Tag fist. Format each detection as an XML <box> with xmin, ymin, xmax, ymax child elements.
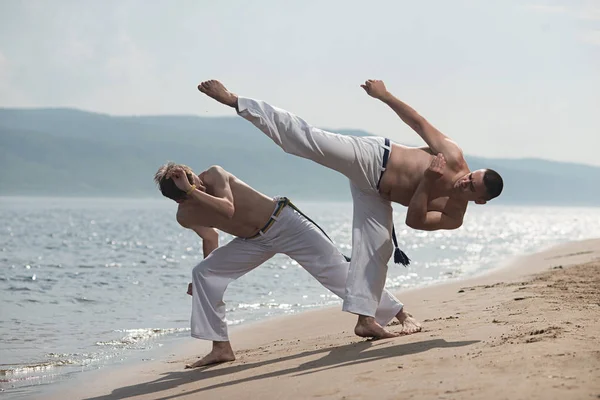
<box><xmin>360</xmin><ymin>79</ymin><xmax>388</xmax><ymax>99</ymax></box>
<box><xmin>425</xmin><ymin>153</ymin><xmax>446</xmax><ymax>180</ymax></box>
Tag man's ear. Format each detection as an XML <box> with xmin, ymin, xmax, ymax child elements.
<box><xmin>475</xmin><ymin>198</ymin><xmax>487</xmax><ymax>205</ymax></box>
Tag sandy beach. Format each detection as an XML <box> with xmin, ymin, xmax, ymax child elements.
<box><xmin>44</xmin><ymin>239</ymin><xmax>600</xmax><ymax>400</ymax></box>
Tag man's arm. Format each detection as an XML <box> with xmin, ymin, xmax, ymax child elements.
<box><xmin>175</xmin><ymin>215</ymin><xmax>220</xmax><ymax>257</ymax></box>
<box><xmin>405</xmin><ymin>154</ymin><xmax>463</xmax><ymax>231</ymax></box>
<box><xmin>189</xmin><ymin>166</ymin><xmax>235</xmax><ymax>218</ymax></box>
<box><xmin>361</xmin><ymin>80</ymin><xmax>464</xmax><ymax>163</ymax></box>
<box><xmin>171</xmin><ymin>165</ymin><xmax>235</xmax><ymax>219</ymax></box>
<box><xmin>185</xmin><ymin>226</ymin><xmax>219</xmax><ymax>296</ymax></box>
<box><xmin>192</xmin><ymin>226</ymin><xmax>219</xmax><ymax>257</ymax></box>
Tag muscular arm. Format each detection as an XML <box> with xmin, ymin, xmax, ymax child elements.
<box><xmin>175</xmin><ymin>215</ymin><xmax>220</xmax><ymax>257</ymax></box>
<box><xmin>380</xmin><ymin>93</ymin><xmax>464</xmax><ymax>160</ymax></box>
<box><xmin>184</xmin><ymin>226</ymin><xmax>218</xmax><ymax>296</ymax></box>
<box><xmin>362</xmin><ymin>80</ymin><xmax>464</xmax><ymax>165</ymax></box>
<box><xmin>187</xmin><ymin>166</ymin><xmax>235</xmax><ymax>219</ymax></box>
<box><xmin>405</xmin><ymin>154</ymin><xmax>464</xmax><ymax>231</ymax></box>
<box><xmin>191</xmin><ymin>226</ymin><xmax>219</xmax><ymax>257</ymax></box>
<box><xmin>405</xmin><ymin>184</ymin><xmax>463</xmax><ymax>231</ymax></box>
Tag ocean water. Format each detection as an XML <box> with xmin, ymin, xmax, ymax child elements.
<box><xmin>1</xmin><ymin>196</ymin><xmax>600</xmax><ymax>397</ymax></box>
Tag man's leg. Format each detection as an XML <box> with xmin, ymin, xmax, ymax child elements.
<box><xmin>198</xmin><ymin>80</ymin><xmax>383</xmax><ymax>192</ymax></box>
<box><xmin>198</xmin><ymin>80</ymin><xmax>398</xmax><ymax>337</ymax></box>
<box><xmin>344</xmin><ymin>182</ymin><xmax>404</xmax><ymax>337</ymax></box>
<box><xmin>187</xmin><ymin>238</ymin><xmax>275</xmax><ymax>368</ymax></box>
<box><xmin>276</xmin><ymin>206</ymin><xmax>403</xmax><ymax>331</ymax></box>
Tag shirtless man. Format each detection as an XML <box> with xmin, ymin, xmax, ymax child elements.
<box><xmin>154</xmin><ymin>163</ymin><xmax>421</xmax><ymax>368</ymax></box>
<box><xmin>197</xmin><ymin>79</ymin><xmax>504</xmax><ymax>338</ymax></box>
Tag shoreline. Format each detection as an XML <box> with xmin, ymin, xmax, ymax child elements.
<box><xmin>39</xmin><ymin>238</ymin><xmax>600</xmax><ymax>400</ymax></box>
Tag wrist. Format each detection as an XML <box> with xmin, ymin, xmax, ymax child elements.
<box><xmin>185</xmin><ymin>184</ymin><xmax>196</xmax><ymax>195</ymax></box>
<box><xmin>377</xmin><ymin>91</ymin><xmax>393</xmax><ymax>102</ymax></box>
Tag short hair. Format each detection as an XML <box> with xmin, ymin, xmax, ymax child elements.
<box><xmin>483</xmin><ymin>169</ymin><xmax>503</xmax><ymax>200</ymax></box>
<box><xmin>154</xmin><ymin>162</ymin><xmax>195</xmax><ymax>201</ymax></box>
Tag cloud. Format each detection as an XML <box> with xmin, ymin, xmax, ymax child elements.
<box><xmin>0</xmin><ymin>51</ymin><xmax>7</xmax><ymax>77</ymax></box>
<box><xmin>525</xmin><ymin>3</ymin><xmax>600</xmax><ymax>45</ymax></box>
<box><xmin>525</xmin><ymin>2</ymin><xmax>600</xmax><ymax>20</ymax></box>
<box><xmin>0</xmin><ymin>51</ymin><xmax>30</xmax><ymax>106</ymax></box>
<box><xmin>576</xmin><ymin>1</ymin><xmax>600</xmax><ymax>21</ymax></box>
<box><xmin>56</xmin><ymin>33</ymin><xmax>96</xmax><ymax>67</ymax></box>
<box><xmin>525</xmin><ymin>4</ymin><xmax>568</xmax><ymax>14</ymax></box>
<box><xmin>580</xmin><ymin>30</ymin><xmax>600</xmax><ymax>45</ymax></box>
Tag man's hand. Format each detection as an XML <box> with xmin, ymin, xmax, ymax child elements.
<box><xmin>168</xmin><ymin>167</ymin><xmax>193</xmax><ymax>192</ymax></box>
<box><xmin>425</xmin><ymin>153</ymin><xmax>446</xmax><ymax>181</ymax></box>
<box><xmin>360</xmin><ymin>79</ymin><xmax>389</xmax><ymax>100</ymax></box>
<box><xmin>187</xmin><ymin>282</ymin><xmax>192</xmax><ymax>296</ymax></box>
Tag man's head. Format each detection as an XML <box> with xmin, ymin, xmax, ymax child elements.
<box><xmin>154</xmin><ymin>162</ymin><xmax>196</xmax><ymax>202</ymax></box>
<box><xmin>453</xmin><ymin>169</ymin><xmax>503</xmax><ymax>204</ymax></box>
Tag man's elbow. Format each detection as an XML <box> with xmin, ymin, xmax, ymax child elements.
<box><xmin>223</xmin><ymin>203</ymin><xmax>235</xmax><ymax>219</ymax></box>
<box><xmin>405</xmin><ymin>215</ymin><xmax>423</xmax><ymax>230</ymax></box>
<box><xmin>444</xmin><ymin>218</ymin><xmax>463</xmax><ymax>231</ymax></box>
<box><xmin>405</xmin><ymin>216</ymin><xmax>463</xmax><ymax>231</ymax></box>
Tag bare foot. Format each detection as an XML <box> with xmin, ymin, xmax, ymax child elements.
<box><xmin>185</xmin><ymin>341</ymin><xmax>235</xmax><ymax>369</ymax></box>
<box><xmin>197</xmin><ymin>80</ymin><xmax>238</xmax><ymax>108</ymax></box>
<box><xmin>396</xmin><ymin>309</ymin><xmax>422</xmax><ymax>335</ymax></box>
<box><xmin>354</xmin><ymin>316</ymin><xmax>399</xmax><ymax>339</ymax></box>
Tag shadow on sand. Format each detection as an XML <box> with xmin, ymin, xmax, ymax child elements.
<box><xmin>84</xmin><ymin>338</ymin><xmax>479</xmax><ymax>400</ymax></box>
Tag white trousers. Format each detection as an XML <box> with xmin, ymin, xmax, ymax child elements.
<box><xmin>191</xmin><ymin>204</ymin><xmax>403</xmax><ymax>341</ymax></box>
<box><xmin>237</xmin><ymin>97</ymin><xmax>396</xmax><ymax>318</ymax></box>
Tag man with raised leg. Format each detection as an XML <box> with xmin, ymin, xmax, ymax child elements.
<box><xmin>197</xmin><ymin>79</ymin><xmax>502</xmax><ymax>339</ymax></box>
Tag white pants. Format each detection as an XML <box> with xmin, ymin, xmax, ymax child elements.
<box><xmin>237</xmin><ymin>97</ymin><xmax>396</xmax><ymax>318</ymax></box>
<box><xmin>191</xmin><ymin>204</ymin><xmax>403</xmax><ymax>341</ymax></box>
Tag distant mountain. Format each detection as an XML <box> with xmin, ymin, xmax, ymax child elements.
<box><xmin>1</xmin><ymin>108</ymin><xmax>599</xmax><ymax>205</ymax></box>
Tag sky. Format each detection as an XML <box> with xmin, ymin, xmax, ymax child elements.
<box><xmin>1</xmin><ymin>0</ymin><xmax>599</xmax><ymax>166</ymax></box>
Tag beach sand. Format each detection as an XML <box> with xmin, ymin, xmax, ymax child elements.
<box><xmin>44</xmin><ymin>239</ymin><xmax>600</xmax><ymax>400</ymax></box>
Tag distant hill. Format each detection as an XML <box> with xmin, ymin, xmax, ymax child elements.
<box><xmin>1</xmin><ymin>108</ymin><xmax>599</xmax><ymax>205</ymax></box>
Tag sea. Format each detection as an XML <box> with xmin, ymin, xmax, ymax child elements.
<box><xmin>1</xmin><ymin>196</ymin><xmax>600</xmax><ymax>398</ymax></box>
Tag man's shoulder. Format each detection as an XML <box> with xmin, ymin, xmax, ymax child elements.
<box><xmin>176</xmin><ymin>206</ymin><xmax>192</xmax><ymax>228</ymax></box>
<box><xmin>205</xmin><ymin>165</ymin><xmax>227</xmax><ymax>175</ymax></box>
<box><xmin>445</xmin><ymin>146</ymin><xmax>467</xmax><ymax>168</ymax></box>
<box><xmin>204</xmin><ymin>165</ymin><xmax>231</xmax><ymax>182</ymax></box>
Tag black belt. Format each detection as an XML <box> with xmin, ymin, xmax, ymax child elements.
<box><xmin>377</xmin><ymin>138</ymin><xmax>410</xmax><ymax>267</ymax></box>
<box><xmin>247</xmin><ymin>197</ymin><xmax>351</xmax><ymax>263</ymax></box>
<box><xmin>246</xmin><ymin>198</ymin><xmax>289</xmax><ymax>239</ymax></box>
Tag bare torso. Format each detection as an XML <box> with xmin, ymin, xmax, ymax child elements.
<box><xmin>379</xmin><ymin>144</ymin><xmax>469</xmax><ymax>215</ymax></box>
<box><xmin>176</xmin><ymin>171</ymin><xmax>276</xmax><ymax>238</ymax></box>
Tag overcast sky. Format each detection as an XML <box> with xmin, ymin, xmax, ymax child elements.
<box><xmin>1</xmin><ymin>0</ymin><xmax>598</xmax><ymax>165</ymax></box>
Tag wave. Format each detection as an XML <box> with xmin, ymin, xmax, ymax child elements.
<box><xmin>0</xmin><ymin>359</ymin><xmax>77</xmax><ymax>379</ymax></box>
<box><xmin>95</xmin><ymin>327</ymin><xmax>190</xmax><ymax>347</ymax></box>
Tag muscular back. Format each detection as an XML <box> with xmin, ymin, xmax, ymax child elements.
<box><xmin>177</xmin><ymin>168</ymin><xmax>276</xmax><ymax>238</ymax></box>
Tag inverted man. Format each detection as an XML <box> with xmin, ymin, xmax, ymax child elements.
<box><xmin>197</xmin><ymin>79</ymin><xmax>503</xmax><ymax>338</ymax></box>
